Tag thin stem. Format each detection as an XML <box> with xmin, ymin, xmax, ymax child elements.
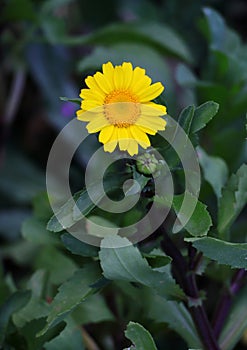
<box><xmin>212</xmin><ymin>269</ymin><xmax>247</xmax><ymax>339</ymax></box>
<box><xmin>161</xmin><ymin>232</ymin><xmax>220</xmax><ymax>350</ymax></box>
<box><xmin>81</xmin><ymin>327</ymin><xmax>101</xmax><ymax>350</ymax></box>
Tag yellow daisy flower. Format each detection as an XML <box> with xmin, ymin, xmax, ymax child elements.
<box><xmin>76</xmin><ymin>62</ymin><xmax>167</xmax><ymax>156</ymax></box>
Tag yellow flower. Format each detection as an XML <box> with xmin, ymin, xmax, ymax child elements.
<box><xmin>77</xmin><ymin>62</ymin><xmax>167</xmax><ymax>156</ymax></box>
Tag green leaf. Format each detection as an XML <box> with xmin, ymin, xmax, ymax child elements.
<box><xmin>177</xmin><ymin>105</ymin><xmax>195</xmax><ymax>135</ymax></box>
<box><xmin>33</xmin><ymin>192</ymin><xmax>53</xmax><ymax>221</ymax></box>
<box><xmin>59</xmin><ymin>97</ymin><xmax>81</xmax><ymax>105</ymax></box>
<box><xmin>34</xmin><ymin>247</ymin><xmax>77</xmax><ymax>285</ymax></box>
<box><xmin>203</xmin><ymin>7</ymin><xmax>226</xmax><ymax>50</ymax></box>
<box><xmin>13</xmin><ymin>298</ymin><xmax>49</xmax><ymax>328</ymax></box>
<box><xmin>148</xmin><ymin>294</ymin><xmax>202</xmax><ymax>348</ymax></box>
<box><xmin>0</xmin><ymin>290</ymin><xmax>31</xmax><ymax>344</ymax></box>
<box><xmin>187</xmin><ymin>237</ymin><xmax>247</xmax><ymax>269</ymax></box>
<box><xmin>47</xmin><ymin>190</ymin><xmax>85</xmax><ymax>233</ymax></box>
<box><xmin>125</xmin><ymin>322</ymin><xmax>157</xmax><ymax>350</ymax></box>
<box><xmin>71</xmin><ymin>294</ymin><xmax>114</xmax><ymax>325</ymax></box>
<box><xmin>19</xmin><ymin>318</ymin><xmax>65</xmax><ymax>350</ymax></box>
<box><xmin>44</xmin><ymin>317</ymin><xmax>85</xmax><ymax>350</ymax></box>
<box><xmin>173</xmin><ymin>193</ymin><xmax>212</xmax><ymax>236</ymax></box>
<box><xmin>197</xmin><ymin>147</ymin><xmax>228</xmax><ymax>200</ymax></box>
<box><xmin>99</xmin><ymin>236</ymin><xmax>184</xmax><ymax>300</ymax></box>
<box><xmin>38</xmin><ymin>264</ymin><xmax>101</xmax><ymax>336</ymax></box>
<box><xmin>61</xmin><ymin>22</ymin><xmax>192</xmax><ymax>63</ymax></box>
<box><xmin>176</xmin><ymin>64</ymin><xmax>197</xmax><ymax>87</ymax></box>
<box><xmin>218</xmin><ymin>164</ymin><xmax>247</xmax><ymax>237</ymax></box>
<box><xmin>22</xmin><ymin>217</ymin><xmax>60</xmax><ymax>245</ymax></box>
<box><xmin>191</xmin><ymin>101</ymin><xmax>219</xmax><ymax>133</ymax></box>
<box><xmin>61</xmin><ymin>233</ymin><xmax>98</xmax><ymax>257</ymax></box>
<box><xmin>219</xmin><ymin>285</ymin><xmax>247</xmax><ymax>350</ymax></box>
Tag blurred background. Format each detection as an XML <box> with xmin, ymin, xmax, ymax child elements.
<box><xmin>0</xmin><ymin>0</ymin><xmax>247</xmax><ymax>349</ymax></box>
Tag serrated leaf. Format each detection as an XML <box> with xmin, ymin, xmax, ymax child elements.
<box><xmin>99</xmin><ymin>236</ymin><xmax>184</xmax><ymax>300</ymax></box>
<box><xmin>61</xmin><ymin>233</ymin><xmax>98</xmax><ymax>257</ymax></box>
<box><xmin>173</xmin><ymin>193</ymin><xmax>212</xmax><ymax>236</ymax></box>
<box><xmin>38</xmin><ymin>264</ymin><xmax>101</xmax><ymax>336</ymax></box>
<box><xmin>0</xmin><ymin>290</ymin><xmax>31</xmax><ymax>344</ymax></box>
<box><xmin>218</xmin><ymin>164</ymin><xmax>247</xmax><ymax>237</ymax></box>
<box><xmin>197</xmin><ymin>147</ymin><xmax>228</xmax><ymax>200</ymax></box>
<box><xmin>187</xmin><ymin>237</ymin><xmax>247</xmax><ymax>269</ymax></box>
<box><xmin>177</xmin><ymin>105</ymin><xmax>195</xmax><ymax>135</ymax></box>
<box><xmin>148</xmin><ymin>294</ymin><xmax>202</xmax><ymax>348</ymax></box>
<box><xmin>125</xmin><ymin>322</ymin><xmax>157</xmax><ymax>350</ymax></box>
<box><xmin>219</xmin><ymin>285</ymin><xmax>247</xmax><ymax>350</ymax></box>
<box><xmin>20</xmin><ymin>318</ymin><xmax>66</xmax><ymax>350</ymax></box>
<box><xmin>13</xmin><ymin>297</ymin><xmax>49</xmax><ymax>328</ymax></box>
<box><xmin>47</xmin><ymin>190</ymin><xmax>84</xmax><ymax>232</ymax></box>
<box><xmin>44</xmin><ymin>317</ymin><xmax>84</xmax><ymax>350</ymax></box>
<box><xmin>72</xmin><ymin>294</ymin><xmax>114</xmax><ymax>325</ymax></box>
<box><xmin>191</xmin><ymin>101</ymin><xmax>219</xmax><ymax>133</ymax></box>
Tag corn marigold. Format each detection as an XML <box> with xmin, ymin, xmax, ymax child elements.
<box><xmin>77</xmin><ymin>62</ymin><xmax>167</xmax><ymax>155</ymax></box>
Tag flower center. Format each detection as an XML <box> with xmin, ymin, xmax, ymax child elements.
<box><xmin>104</xmin><ymin>90</ymin><xmax>140</xmax><ymax>127</ymax></box>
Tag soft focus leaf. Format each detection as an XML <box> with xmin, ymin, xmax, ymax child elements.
<box><xmin>203</xmin><ymin>7</ymin><xmax>226</xmax><ymax>50</ymax></box>
<box><xmin>34</xmin><ymin>247</ymin><xmax>77</xmax><ymax>284</ymax></box>
<box><xmin>197</xmin><ymin>147</ymin><xmax>228</xmax><ymax>199</ymax></box>
<box><xmin>125</xmin><ymin>322</ymin><xmax>157</xmax><ymax>350</ymax></box>
<box><xmin>38</xmin><ymin>264</ymin><xmax>101</xmax><ymax>336</ymax></box>
<box><xmin>22</xmin><ymin>217</ymin><xmax>60</xmax><ymax>245</ymax></box>
<box><xmin>99</xmin><ymin>236</ymin><xmax>184</xmax><ymax>300</ymax></box>
<box><xmin>0</xmin><ymin>291</ymin><xmax>31</xmax><ymax>344</ymax></box>
<box><xmin>63</xmin><ymin>22</ymin><xmax>192</xmax><ymax>63</ymax></box>
<box><xmin>147</xmin><ymin>294</ymin><xmax>202</xmax><ymax>348</ymax></box>
<box><xmin>187</xmin><ymin>237</ymin><xmax>247</xmax><ymax>269</ymax></box>
<box><xmin>218</xmin><ymin>164</ymin><xmax>247</xmax><ymax>237</ymax></box>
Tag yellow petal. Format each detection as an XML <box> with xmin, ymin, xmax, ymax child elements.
<box><xmin>131</xmin><ymin>67</ymin><xmax>151</xmax><ymax>95</ymax></box>
<box><xmin>104</xmin><ymin>127</ymin><xmax>118</xmax><ymax>153</ymax></box>
<box><xmin>114</xmin><ymin>66</ymin><xmax>125</xmax><ymax>90</ymax></box>
<box><xmin>127</xmin><ymin>139</ymin><xmax>138</xmax><ymax>156</ymax></box>
<box><xmin>130</xmin><ymin>125</ymin><xmax>150</xmax><ymax>148</ymax></box>
<box><xmin>80</xmin><ymin>88</ymin><xmax>105</xmax><ymax>103</ymax></box>
<box><xmin>102</xmin><ymin>62</ymin><xmax>114</xmax><ymax>87</ymax></box>
<box><xmin>76</xmin><ymin>109</ymin><xmax>92</xmax><ymax>121</ymax></box>
<box><xmin>122</xmin><ymin>62</ymin><xmax>133</xmax><ymax>89</ymax></box>
<box><xmin>82</xmin><ymin>100</ymin><xmax>101</xmax><ymax>111</ymax></box>
<box><xmin>138</xmin><ymin>125</ymin><xmax>156</xmax><ymax>135</ymax></box>
<box><xmin>137</xmin><ymin>115</ymin><xmax>167</xmax><ymax>130</ymax></box>
<box><xmin>94</xmin><ymin>72</ymin><xmax>113</xmax><ymax>94</ymax></box>
<box><xmin>86</xmin><ymin>116</ymin><xmax>109</xmax><ymax>133</ymax></box>
<box><xmin>118</xmin><ymin>127</ymin><xmax>129</xmax><ymax>151</ymax></box>
<box><xmin>145</xmin><ymin>102</ymin><xmax>167</xmax><ymax>115</ymax></box>
<box><xmin>138</xmin><ymin>82</ymin><xmax>164</xmax><ymax>102</ymax></box>
<box><xmin>85</xmin><ymin>76</ymin><xmax>105</xmax><ymax>96</ymax></box>
<box><xmin>99</xmin><ymin>125</ymin><xmax>115</xmax><ymax>144</ymax></box>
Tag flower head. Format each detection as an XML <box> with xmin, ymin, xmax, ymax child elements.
<box><xmin>77</xmin><ymin>62</ymin><xmax>167</xmax><ymax>155</ymax></box>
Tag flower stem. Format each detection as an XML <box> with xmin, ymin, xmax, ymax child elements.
<box><xmin>212</xmin><ymin>269</ymin><xmax>247</xmax><ymax>339</ymax></box>
<box><xmin>161</xmin><ymin>232</ymin><xmax>220</xmax><ymax>350</ymax></box>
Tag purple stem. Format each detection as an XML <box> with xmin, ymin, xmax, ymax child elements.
<box><xmin>212</xmin><ymin>269</ymin><xmax>247</xmax><ymax>339</ymax></box>
<box><xmin>161</xmin><ymin>233</ymin><xmax>220</xmax><ymax>350</ymax></box>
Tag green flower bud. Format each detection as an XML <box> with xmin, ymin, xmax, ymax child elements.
<box><xmin>136</xmin><ymin>153</ymin><xmax>159</xmax><ymax>175</ymax></box>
